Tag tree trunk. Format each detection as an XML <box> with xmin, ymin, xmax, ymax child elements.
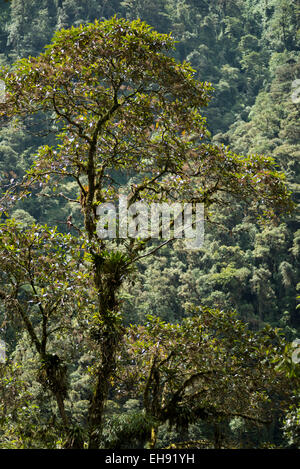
<box><xmin>87</xmin><ymin>260</ymin><xmax>123</xmax><ymax>448</ymax></box>
<box><xmin>87</xmin><ymin>329</ymin><xmax>120</xmax><ymax>448</ymax></box>
<box><xmin>149</xmin><ymin>426</ymin><xmax>157</xmax><ymax>449</ymax></box>
<box><xmin>54</xmin><ymin>391</ymin><xmax>69</xmax><ymax>428</ymax></box>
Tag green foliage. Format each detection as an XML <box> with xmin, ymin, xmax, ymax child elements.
<box><xmin>102</xmin><ymin>408</ymin><xmax>156</xmax><ymax>449</ymax></box>
<box><xmin>283</xmin><ymin>405</ymin><xmax>300</xmax><ymax>448</ymax></box>
<box><xmin>0</xmin><ymin>361</ymin><xmax>62</xmax><ymax>448</ymax></box>
<box><xmin>116</xmin><ymin>307</ymin><xmax>298</xmax><ymax>448</ymax></box>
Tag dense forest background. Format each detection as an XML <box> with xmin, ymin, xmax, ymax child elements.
<box><xmin>0</xmin><ymin>0</ymin><xmax>299</xmax><ymax>449</ymax></box>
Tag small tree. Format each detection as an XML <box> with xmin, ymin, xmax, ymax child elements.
<box><xmin>117</xmin><ymin>309</ymin><xmax>297</xmax><ymax>449</ymax></box>
<box><xmin>0</xmin><ymin>221</ymin><xmax>91</xmax><ymax>429</ymax></box>
<box><xmin>0</xmin><ymin>17</ymin><xmax>293</xmax><ymax>448</ymax></box>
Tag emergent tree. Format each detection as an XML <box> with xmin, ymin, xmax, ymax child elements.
<box><xmin>0</xmin><ymin>17</ymin><xmax>293</xmax><ymax>448</ymax></box>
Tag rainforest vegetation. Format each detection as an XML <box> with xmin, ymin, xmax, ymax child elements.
<box><xmin>0</xmin><ymin>0</ymin><xmax>299</xmax><ymax>449</ymax></box>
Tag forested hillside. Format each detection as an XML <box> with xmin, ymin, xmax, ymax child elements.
<box><xmin>0</xmin><ymin>0</ymin><xmax>299</xmax><ymax>450</ymax></box>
